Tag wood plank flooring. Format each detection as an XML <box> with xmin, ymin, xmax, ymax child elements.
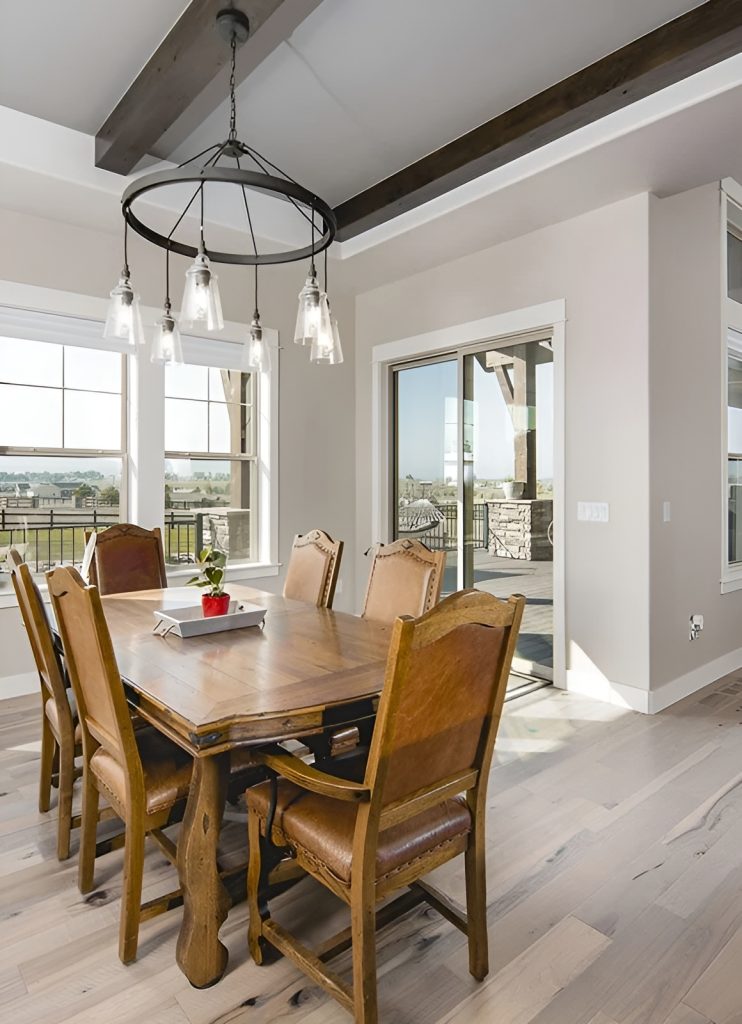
<box><xmin>4</xmin><ymin>674</ymin><xmax>742</xmax><ymax>1022</ymax></box>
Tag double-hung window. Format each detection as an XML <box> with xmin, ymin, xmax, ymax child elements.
<box><xmin>164</xmin><ymin>339</ymin><xmax>257</xmax><ymax>567</ymax></box>
<box><xmin>0</xmin><ymin>307</ymin><xmax>126</xmax><ymax>575</ymax></box>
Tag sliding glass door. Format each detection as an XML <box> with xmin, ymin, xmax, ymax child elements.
<box><xmin>392</xmin><ymin>334</ymin><xmax>554</xmax><ymax>680</ymax></box>
<box><xmin>392</xmin><ymin>357</ymin><xmax>458</xmax><ymax>587</ymax></box>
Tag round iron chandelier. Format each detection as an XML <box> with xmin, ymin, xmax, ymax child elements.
<box><xmin>104</xmin><ymin>6</ymin><xmax>342</xmax><ymax>370</ymax></box>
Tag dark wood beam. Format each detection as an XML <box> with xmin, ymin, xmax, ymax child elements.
<box><xmin>334</xmin><ymin>0</ymin><xmax>742</xmax><ymax>241</ymax></box>
<box><xmin>95</xmin><ymin>0</ymin><xmax>315</xmax><ymax>175</ymax></box>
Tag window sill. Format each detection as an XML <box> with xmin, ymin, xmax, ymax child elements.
<box><xmin>721</xmin><ymin>573</ymin><xmax>742</xmax><ymax>594</ymax></box>
<box><xmin>0</xmin><ymin>562</ymin><xmax>281</xmax><ymax>609</ymax></box>
<box><xmin>166</xmin><ymin>562</ymin><xmax>281</xmax><ymax>582</ymax></box>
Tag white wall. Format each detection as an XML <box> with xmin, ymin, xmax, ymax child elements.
<box><xmin>0</xmin><ymin>205</ymin><xmax>357</xmax><ymax>693</ymax></box>
<box><xmin>354</xmin><ymin>194</ymin><xmax>653</xmax><ymax>708</ymax></box>
<box><xmin>647</xmin><ymin>183</ymin><xmax>742</xmax><ymax>705</ymax></box>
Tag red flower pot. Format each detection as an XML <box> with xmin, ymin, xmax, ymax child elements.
<box><xmin>202</xmin><ymin>593</ymin><xmax>231</xmax><ymax>618</ymax></box>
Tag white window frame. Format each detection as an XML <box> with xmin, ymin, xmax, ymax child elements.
<box><xmin>0</xmin><ymin>281</ymin><xmax>278</xmax><ymax>608</ymax></box>
<box><xmin>162</xmin><ymin>333</ymin><xmax>277</xmax><ymax>578</ymax></box>
<box><xmin>0</xmin><ymin>303</ymin><xmax>129</xmax><ymax>572</ymax></box>
<box><xmin>720</xmin><ymin>183</ymin><xmax>742</xmax><ymax>592</ymax></box>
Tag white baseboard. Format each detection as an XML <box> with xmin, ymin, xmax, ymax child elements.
<box><xmin>564</xmin><ymin>670</ymin><xmax>651</xmax><ymax>713</ymax></box>
<box><xmin>564</xmin><ymin>645</ymin><xmax>742</xmax><ymax>715</ymax></box>
<box><xmin>1</xmin><ymin>672</ymin><xmax>37</xmax><ymax>700</ymax></box>
<box><xmin>648</xmin><ymin>645</ymin><xmax>742</xmax><ymax>713</ymax></box>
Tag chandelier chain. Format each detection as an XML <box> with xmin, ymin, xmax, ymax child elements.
<box><xmin>228</xmin><ymin>32</ymin><xmax>238</xmax><ymax>142</ymax></box>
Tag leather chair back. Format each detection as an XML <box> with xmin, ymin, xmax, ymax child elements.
<box><xmin>367</xmin><ymin>589</ymin><xmax>524</xmax><ymax>808</ymax></box>
<box><xmin>47</xmin><ymin>566</ymin><xmax>138</xmax><ymax>772</ymax></box>
<box><xmin>9</xmin><ymin>554</ymin><xmax>68</xmax><ymax>712</ymax></box>
<box><xmin>283</xmin><ymin>529</ymin><xmax>343</xmax><ymax>608</ymax></box>
<box><xmin>361</xmin><ymin>539</ymin><xmax>445</xmax><ymax>624</ymax></box>
<box><xmin>87</xmin><ymin>523</ymin><xmax>167</xmax><ymax>596</ymax></box>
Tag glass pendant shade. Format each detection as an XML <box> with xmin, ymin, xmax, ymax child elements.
<box><xmin>104</xmin><ymin>272</ymin><xmax>145</xmax><ymax>346</ymax></box>
<box><xmin>294</xmin><ymin>271</ymin><xmax>321</xmax><ymax>345</ymax></box>
<box><xmin>151</xmin><ymin>309</ymin><xmax>184</xmax><ymax>366</ymax></box>
<box><xmin>310</xmin><ymin>293</ymin><xmax>343</xmax><ymax>364</ymax></box>
<box><xmin>243</xmin><ymin>314</ymin><xmax>270</xmax><ymax>373</ymax></box>
<box><xmin>181</xmin><ymin>248</ymin><xmax>224</xmax><ymax>331</ymax></box>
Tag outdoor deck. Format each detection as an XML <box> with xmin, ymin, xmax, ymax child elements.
<box><xmin>444</xmin><ymin>551</ymin><xmax>553</xmax><ymax>676</ymax></box>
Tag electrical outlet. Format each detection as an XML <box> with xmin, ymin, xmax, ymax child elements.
<box><xmin>335</xmin><ymin>579</ymin><xmax>343</xmax><ymax>594</ymax></box>
<box><xmin>689</xmin><ymin>614</ymin><xmax>704</xmax><ymax>641</ymax></box>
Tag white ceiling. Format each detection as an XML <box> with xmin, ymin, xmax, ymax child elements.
<box><xmin>0</xmin><ymin>0</ymin><xmax>189</xmax><ymax>134</ymax></box>
<box><xmin>168</xmin><ymin>0</ymin><xmax>707</xmax><ymax>205</ymax></box>
<box><xmin>0</xmin><ymin>0</ymin><xmax>737</xmax><ymax>295</ymax></box>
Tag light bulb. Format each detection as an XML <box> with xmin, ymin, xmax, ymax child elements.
<box><xmin>242</xmin><ymin>313</ymin><xmax>270</xmax><ymax>373</ymax></box>
<box><xmin>181</xmin><ymin>246</ymin><xmax>224</xmax><ymax>331</ymax></box>
<box><xmin>104</xmin><ymin>270</ymin><xmax>145</xmax><ymax>346</ymax></box>
<box><xmin>151</xmin><ymin>306</ymin><xmax>183</xmax><ymax>365</ymax></box>
<box><xmin>310</xmin><ymin>293</ymin><xmax>343</xmax><ymax>364</ymax></box>
<box><xmin>294</xmin><ymin>269</ymin><xmax>321</xmax><ymax>345</ymax></box>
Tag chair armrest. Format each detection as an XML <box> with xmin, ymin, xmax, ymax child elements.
<box><xmin>251</xmin><ymin>746</ymin><xmax>371</xmax><ymax>803</ymax></box>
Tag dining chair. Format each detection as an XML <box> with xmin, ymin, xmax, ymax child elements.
<box><xmin>47</xmin><ymin>565</ymin><xmax>192</xmax><ymax>964</ymax></box>
<box><xmin>85</xmin><ymin>523</ymin><xmax>167</xmax><ymax>596</ymax></box>
<box><xmin>246</xmin><ymin>588</ymin><xmax>525</xmax><ymax>1023</ymax></box>
<box><xmin>9</xmin><ymin>550</ymin><xmax>82</xmax><ymax>860</ymax></box>
<box><xmin>361</xmin><ymin>538</ymin><xmax>445</xmax><ymax>624</ymax></box>
<box><xmin>283</xmin><ymin>529</ymin><xmax>343</xmax><ymax>608</ymax></box>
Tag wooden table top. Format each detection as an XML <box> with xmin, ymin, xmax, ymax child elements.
<box><xmin>99</xmin><ymin>586</ymin><xmax>391</xmax><ymax>754</ymax></box>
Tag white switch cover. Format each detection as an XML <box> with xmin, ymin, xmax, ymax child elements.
<box><xmin>663</xmin><ymin>501</ymin><xmax>671</xmax><ymax>522</ymax></box>
<box><xmin>577</xmin><ymin>501</ymin><xmax>609</xmax><ymax>523</ymax></box>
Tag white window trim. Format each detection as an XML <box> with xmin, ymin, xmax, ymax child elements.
<box><xmin>721</xmin><ymin>184</ymin><xmax>742</xmax><ymax>592</ymax></box>
<box><xmin>0</xmin><ymin>280</ymin><xmax>279</xmax><ymax>608</ymax></box>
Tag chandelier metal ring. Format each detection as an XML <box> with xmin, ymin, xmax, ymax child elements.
<box><xmin>121</xmin><ymin>165</ymin><xmax>337</xmax><ymax>266</ymax></box>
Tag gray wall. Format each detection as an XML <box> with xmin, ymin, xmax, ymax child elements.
<box><xmin>648</xmin><ymin>183</ymin><xmax>739</xmax><ymax>691</ymax></box>
<box><xmin>354</xmin><ymin>194</ymin><xmax>653</xmax><ymax>704</ymax></box>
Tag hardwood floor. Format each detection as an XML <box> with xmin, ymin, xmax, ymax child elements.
<box><xmin>3</xmin><ymin>675</ymin><xmax>742</xmax><ymax>1023</ymax></box>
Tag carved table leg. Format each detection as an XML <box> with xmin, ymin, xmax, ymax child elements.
<box><xmin>176</xmin><ymin>751</ymin><xmax>230</xmax><ymax>988</ymax></box>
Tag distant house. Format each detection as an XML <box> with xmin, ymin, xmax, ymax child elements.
<box><xmin>34</xmin><ymin>483</ymin><xmax>63</xmax><ymax>500</ymax></box>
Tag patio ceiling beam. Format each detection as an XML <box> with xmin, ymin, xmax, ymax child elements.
<box><xmin>95</xmin><ymin>0</ymin><xmax>321</xmax><ymax>175</ymax></box>
<box><xmin>333</xmin><ymin>0</ymin><xmax>742</xmax><ymax>241</ymax></box>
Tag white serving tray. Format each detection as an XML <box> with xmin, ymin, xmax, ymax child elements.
<box><xmin>153</xmin><ymin>600</ymin><xmax>267</xmax><ymax>638</ymax></box>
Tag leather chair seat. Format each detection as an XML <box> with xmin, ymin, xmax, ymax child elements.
<box><xmin>90</xmin><ymin>727</ymin><xmax>192</xmax><ymax>815</ymax></box>
<box><xmin>250</xmin><ymin>778</ymin><xmax>471</xmax><ymax>885</ymax></box>
<box><xmin>45</xmin><ymin>691</ymin><xmax>82</xmax><ymax>743</ymax></box>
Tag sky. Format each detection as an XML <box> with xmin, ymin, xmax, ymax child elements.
<box><xmin>396</xmin><ymin>351</ymin><xmax>554</xmax><ymax>481</ymax></box>
<box><xmin>0</xmin><ymin>337</ymin><xmax>243</xmax><ymax>482</ymax></box>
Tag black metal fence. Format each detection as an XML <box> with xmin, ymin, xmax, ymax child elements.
<box><xmin>398</xmin><ymin>502</ymin><xmax>488</xmax><ymax>551</ymax></box>
<box><xmin>0</xmin><ymin>508</ymin><xmax>200</xmax><ymax>573</ymax></box>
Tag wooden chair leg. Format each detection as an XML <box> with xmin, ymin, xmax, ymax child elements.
<box><xmin>38</xmin><ymin>715</ymin><xmax>55</xmax><ymax>813</ymax></box>
<box><xmin>350</xmin><ymin>880</ymin><xmax>378</xmax><ymax>1024</ymax></box>
<box><xmin>78</xmin><ymin>771</ymin><xmax>99</xmax><ymax>894</ymax></box>
<box><xmin>50</xmin><ymin>741</ymin><xmax>60</xmax><ymax>789</ymax></box>
<box><xmin>247</xmin><ymin>808</ymin><xmax>265</xmax><ymax>965</ymax></box>
<box><xmin>56</xmin><ymin>741</ymin><xmax>75</xmax><ymax>861</ymax></box>
<box><xmin>464</xmin><ymin>823</ymin><xmax>489</xmax><ymax>981</ymax></box>
<box><xmin>119</xmin><ymin>818</ymin><xmax>145</xmax><ymax>964</ymax></box>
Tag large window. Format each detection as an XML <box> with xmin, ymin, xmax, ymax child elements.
<box><xmin>0</xmin><ymin>334</ymin><xmax>125</xmax><ymax>574</ymax></box>
<box><xmin>164</xmin><ymin>362</ymin><xmax>256</xmax><ymax>565</ymax></box>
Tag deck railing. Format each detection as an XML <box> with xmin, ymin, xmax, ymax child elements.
<box><xmin>0</xmin><ymin>509</ymin><xmax>201</xmax><ymax>574</ymax></box>
<box><xmin>397</xmin><ymin>502</ymin><xmax>488</xmax><ymax>551</ymax></box>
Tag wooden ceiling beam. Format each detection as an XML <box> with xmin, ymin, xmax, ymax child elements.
<box><xmin>95</xmin><ymin>0</ymin><xmax>318</xmax><ymax>175</ymax></box>
<box><xmin>334</xmin><ymin>0</ymin><xmax>742</xmax><ymax>241</ymax></box>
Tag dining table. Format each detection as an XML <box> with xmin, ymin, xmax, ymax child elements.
<box><xmin>83</xmin><ymin>584</ymin><xmax>392</xmax><ymax>988</ymax></box>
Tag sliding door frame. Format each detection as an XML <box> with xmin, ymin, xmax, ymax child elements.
<box><xmin>372</xmin><ymin>299</ymin><xmax>566</xmax><ymax>689</ymax></box>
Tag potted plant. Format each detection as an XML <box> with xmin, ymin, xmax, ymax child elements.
<box><xmin>502</xmin><ymin>479</ymin><xmax>525</xmax><ymax>500</ymax></box>
<box><xmin>186</xmin><ymin>547</ymin><xmax>230</xmax><ymax>617</ymax></box>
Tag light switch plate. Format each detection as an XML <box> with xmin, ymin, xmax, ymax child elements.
<box><xmin>577</xmin><ymin>501</ymin><xmax>609</xmax><ymax>523</ymax></box>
